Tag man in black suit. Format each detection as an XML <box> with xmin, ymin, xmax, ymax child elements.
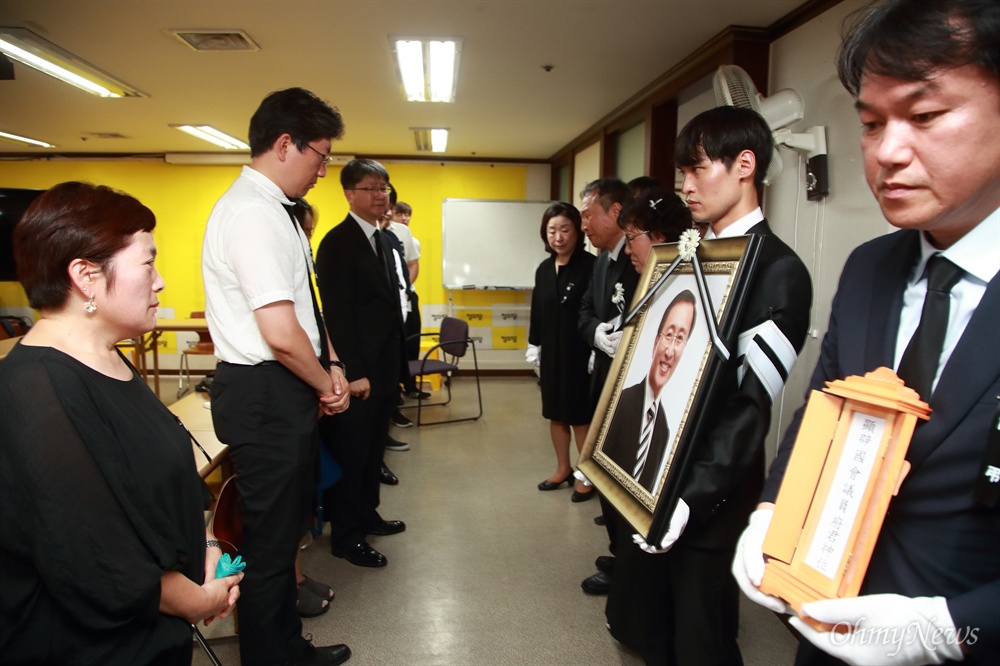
<box><xmin>602</xmin><ymin>290</ymin><xmax>697</xmax><ymax>493</ymax></box>
<box><xmin>734</xmin><ymin>1</ymin><xmax>999</xmax><ymax>664</ymax></box>
<box><xmin>606</xmin><ymin>105</ymin><xmax>812</xmax><ymax>664</ymax></box>
<box><xmin>315</xmin><ymin>159</ymin><xmax>406</xmax><ymax>568</ymax></box>
<box><xmin>576</xmin><ymin>178</ymin><xmax>640</xmax><ymax>594</ymax></box>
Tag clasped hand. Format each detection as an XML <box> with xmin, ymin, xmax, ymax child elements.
<box><xmin>595</xmin><ymin>321</ymin><xmax>623</xmax><ymax>358</ymax></box>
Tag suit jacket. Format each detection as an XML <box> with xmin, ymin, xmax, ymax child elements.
<box><xmin>315</xmin><ymin>214</ymin><xmax>404</xmax><ymax>396</ymax></box>
<box><xmin>679</xmin><ymin>220</ymin><xmax>813</xmax><ymax>549</ymax></box>
<box><xmin>763</xmin><ymin>229</ymin><xmax>1000</xmax><ymax>663</ymax></box>
<box><xmin>578</xmin><ymin>248</ymin><xmax>640</xmax><ymax>408</ymax></box>
<box><xmin>602</xmin><ymin>381</ymin><xmax>670</xmax><ymax>493</ymax></box>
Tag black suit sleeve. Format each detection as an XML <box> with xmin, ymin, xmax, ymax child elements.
<box><xmin>578</xmin><ymin>260</ymin><xmax>602</xmax><ymax>349</ymax></box>
<box><xmin>681</xmin><ymin>245</ymin><xmax>813</xmax><ymax>536</ymax></box>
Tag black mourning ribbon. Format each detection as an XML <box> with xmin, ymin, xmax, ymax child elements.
<box><xmin>896</xmin><ymin>255</ymin><xmax>963</xmax><ymax>402</ymax></box>
<box><xmin>282</xmin><ymin>203</ymin><xmax>330</xmax><ymax>369</ymax></box>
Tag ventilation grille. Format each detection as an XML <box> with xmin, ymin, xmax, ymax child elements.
<box><xmin>170</xmin><ymin>30</ymin><xmax>259</xmax><ymax>52</ymax></box>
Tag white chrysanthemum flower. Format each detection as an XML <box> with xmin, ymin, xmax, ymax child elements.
<box><xmin>611</xmin><ymin>282</ymin><xmax>625</xmax><ymax>310</ymax></box>
<box><xmin>678</xmin><ymin>228</ymin><xmax>701</xmax><ymax>262</ymax></box>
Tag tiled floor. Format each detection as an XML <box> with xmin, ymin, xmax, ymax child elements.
<box><xmin>189</xmin><ymin>376</ymin><xmax>798</xmax><ymax>665</ymax></box>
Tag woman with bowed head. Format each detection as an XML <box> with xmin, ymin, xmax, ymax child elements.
<box><xmin>619</xmin><ymin>184</ymin><xmax>692</xmax><ymax>275</ymax></box>
<box><xmin>0</xmin><ymin>182</ymin><xmax>241</xmax><ymax>664</ymax></box>
<box><xmin>527</xmin><ymin>202</ymin><xmax>596</xmax><ymax>497</ymax></box>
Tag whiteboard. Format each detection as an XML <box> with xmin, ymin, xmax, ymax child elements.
<box><xmin>442</xmin><ymin>199</ymin><xmax>554</xmax><ymax>289</ymax></box>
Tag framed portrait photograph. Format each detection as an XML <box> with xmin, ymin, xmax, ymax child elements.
<box><xmin>578</xmin><ymin>235</ymin><xmax>762</xmax><ymax>542</ymax></box>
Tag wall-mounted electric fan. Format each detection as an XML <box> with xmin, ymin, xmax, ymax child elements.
<box><xmin>713</xmin><ymin>65</ymin><xmax>829</xmax><ymax>200</ymax></box>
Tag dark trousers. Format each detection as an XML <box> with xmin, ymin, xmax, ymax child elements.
<box><xmin>320</xmin><ymin>392</ymin><xmax>394</xmax><ymax>549</ymax></box>
<box><xmin>210</xmin><ymin>362</ymin><xmax>318</xmax><ymax>665</ymax></box>
<box><xmin>608</xmin><ymin>538</ymin><xmax>743</xmax><ymax>666</ymax></box>
<box><xmin>401</xmin><ymin>291</ymin><xmax>422</xmax><ymax>393</ymax></box>
<box><xmin>405</xmin><ymin>290</ymin><xmax>421</xmax><ymax>360</ymax></box>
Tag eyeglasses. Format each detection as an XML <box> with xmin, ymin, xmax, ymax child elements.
<box><xmin>351</xmin><ymin>185</ymin><xmax>393</xmax><ymax>195</ymax></box>
<box><xmin>656</xmin><ymin>331</ymin><xmax>687</xmax><ymax>349</ymax></box>
<box><xmin>304</xmin><ymin>143</ymin><xmax>336</xmax><ymax>166</ymax></box>
<box><xmin>624</xmin><ymin>230</ymin><xmax>651</xmax><ymax>246</ymax></box>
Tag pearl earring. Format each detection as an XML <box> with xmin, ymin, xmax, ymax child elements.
<box><xmin>84</xmin><ymin>293</ymin><xmax>97</xmax><ymax>314</ymax></box>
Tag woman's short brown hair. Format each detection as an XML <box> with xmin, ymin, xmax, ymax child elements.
<box><xmin>14</xmin><ymin>182</ymin><xmax>156</xmax><ymax>310</ymax></box>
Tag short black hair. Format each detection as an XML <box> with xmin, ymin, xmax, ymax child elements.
<box><xmin>340</xmin><ymin>158</ymin><xmax>389</xmax><ymax>189</ymax></box>
<box><xmin>674</xmin><ymin>106</ymin><xmax>773</xmax><ymax>188</ymax></box>
<box><xmin>248</xmin><ymin>88</ymin><xmax>345</xmax><ymax>157</ymax></box>
<box><xmin>618</xmin><ymin>187</ymin><xmax>692</xmax><ymax>243</ymax></box>
<box><xmin>658</xmin><ymin>289</ymin><xmax>697</xmax><ymax>338</ymax></box>
<box><xmin>394</xmin><ymin>202</ymin><xmax>413</xmax><ymax>215</ymax></box>
<box><xmin>627</xmin><ymin>176</ymin><xmax>660</xmax><ymax>195</ymax></box>
<box><xmin>838</xmin><ymin>0</ymin><xmax>999</xmax><ymax>97</ymax></box>
<box><xmin>579</xmin><ymin>178</ymin><xmax>632</xmax><ymax>212</ymax></box>
<box><xmin>539</xmin><ymin>202</ymin><xmax>585</xmax><ymax>255</ymax></box>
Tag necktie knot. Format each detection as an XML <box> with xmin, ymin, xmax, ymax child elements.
<box><xmin>925</xmin><ymin>255</ymin><xmax>963</xmax><ymax>294</ymax></box>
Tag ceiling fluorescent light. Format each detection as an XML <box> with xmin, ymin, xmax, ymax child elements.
<box><xmin>392</xmin><ymin>37</ymin><xmax>460</xmax><ymax>103</ymax></box>
<box><xmin>172</xmin><ymin>125</ymin><xmax>249</xmax><ymax>150</ymax></box>
<box><xmin>0</xmin><ymin>130</ymin><xmax>54</xmax><ymax>148</ymax></box>
<box><xmin>430</xmin><ymin>129</ymin><xmax>449</xmax><ymax>153</ymax></box>
<box><xmin>429</xmin><ymin>41</ymin><xmax>457</xmax><ymax>102</ymax></box>
<box><xmin>412</xmin><ymin>127</ymin><xmax>448</xmax><ymax>153</ymax></box>
<box><xmin>395</xmin><ymin>40</ymin><xmax>425</xmax><ymax>101</ymax></box>
<box><xmin>0</xmin><ymin>28</ymin><xmax>144</xmax><ymax>98</ymax></box>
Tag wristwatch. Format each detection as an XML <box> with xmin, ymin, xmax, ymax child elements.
<box><xmin>329</xmin><ymin>359</ymin><xmax>346</xmax><ymax>375</ymax></box>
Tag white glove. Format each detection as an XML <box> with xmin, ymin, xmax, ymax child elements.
<box><xmin>732</xmin><ymin>508</ymin><xmax>791</xmax><ymax>614</ymax></box>
<box><xmin>525</xmin><ymin>344</ymin><xmax>540</xmax><ymax>367</ymax></box>
<box><xmin>595</xmin><ymin>321</ymin><xmax>623</xmax><ymax>358</ymax></box>
<box><xmin>791</xmin><ymin>595</ymin><xmax>964</xmax><ymax>666</ymax></box>
<box><xmin>587</xmin><ymin>350</ymin><xmax>595</xmax><ymax>374</ymax></box>
<box><xmin>632</xmin><ymin>498</ymin><xmax>689</xmax><ymax>554</ymax></box>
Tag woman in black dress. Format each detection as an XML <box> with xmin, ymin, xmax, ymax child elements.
<box><xmin>528</xmin><ymin>202</ymin><xmax>595</xmax><ymax>494</ymax></box>
<box><xmin>0</xmin><ymin>182</ymin><xmax>241</xmax><ymax>664</ymax></box>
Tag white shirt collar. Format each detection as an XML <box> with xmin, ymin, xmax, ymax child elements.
<box><xmin>349</xmin><ymin>211</ymin><xmax>379</xmax><ymax>241</ymax></box>
<box><xmin>643</xmin><ymin>376</ymin><xmax>662</xmax><ymax>414</ymax></box>
<box><xmin>912</xmin><ymin>207</ymin><xmax>1000</xmax><ymax>286</ymax></box>
<box><xmin>704</xmin><ymin>207</ymin><xmax>765</xmax><ymax>239</ymax></box>
<box><xmin>241</xmin><ymin>165</ymin><xmax>293</xmax><ymax>206</ymax></box>
<box><xmin>609</xmin><ymin>234</ymin><xmax>627</xmax><ymax>262</ymax></box>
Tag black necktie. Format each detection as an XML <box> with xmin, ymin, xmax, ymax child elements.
<box><xmin>283</xmin><ymin>204</ymin><xmax>330</xmax><ymax>368</ymax></box>
<box><xmin>373</xmin><ymin>229</ymin><xmax>393</xmax><ymax>286</ymax></box>
<box><xmin>896</xmin><ymin>255</ymin><xmax>963</xmax><ymax>401</ymax></box>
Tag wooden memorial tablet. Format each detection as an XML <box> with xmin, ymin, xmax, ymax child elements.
<box><xmin>759</xmin><ymin>367</ymin><xmax>930</xmax><ymax>631</ymax></box>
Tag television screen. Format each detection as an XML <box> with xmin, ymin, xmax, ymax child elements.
<box><xmin>0</xmin><ymin>188</ymin><xmax>45</xmax><ymax>282</ymax></box>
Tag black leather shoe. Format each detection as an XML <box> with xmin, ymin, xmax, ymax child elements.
<box><xmin>367</xmin><ymin>519</ymin><xmax>406</xmax><ymax>536</ymax></box>
<box><xmin>291</xmin><ymin>644</ymin><xmax>352</xmax><ymax>665</ymax></box>
<box><xmin>403</xmin><ymin>389</ymin><xmax>432</xmax><ymax>400</ymax></box>
<box><xmin>537</xmin><ymin>474</ymin><xmax>573</xmax><ymax>491</ymax></box>
<box><xmin>593</xmin><ymin>514</ymin><xmax>607</xmax><ymax>526</ymax></box>
<box><xmin>331</xmin><ymin>541</ymin><xmax>387</xmax><ymax>567</ymax></box>
<box><xmin>571</xmin><ymin>487</ymin><xmax>596</xmax><ymax>502</ymax></box>
<box><xmin>380</xmin><ymin>463</ymin><xmax>399</xmax><ymax>485</ymax></box>
<box><xmin>391</xmin><ymin>411</ymin><xmax>414</xmax><ymax>428</ymax></box>
<box><xmin>595</xmin><ymin>555</ymin><xmax>615</xmax><ymax>575</ymax></box>
<box><xmin>581</xmin><ymin>570</ymin><xmax>611</xmax><ymax>595</ymax></box>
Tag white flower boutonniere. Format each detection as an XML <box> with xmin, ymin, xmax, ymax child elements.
<box><xmin>677</xmin><ymin>228</ymin><xmax>701</xmax><ymax>262</ymax></box>
<box><xmin>611</xmin><ymin>282</ymin><xmax>625</xmax><ymax>313</ymax></box>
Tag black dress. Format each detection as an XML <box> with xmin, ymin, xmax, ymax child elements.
<box><xmin>528</xmin><ymin>249</ymin><xmax>596</xmax><ymax>424</ymax></box>
<box><xmin>0</xmin><ymin>344</ymin><xmax>209</xmax><ymax>665</ymax></box>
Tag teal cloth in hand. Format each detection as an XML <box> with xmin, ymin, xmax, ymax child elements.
<box><xmin>215</xmin><ymin>553</ymin><xmax>246</xmax><ymax>578</ymax></box>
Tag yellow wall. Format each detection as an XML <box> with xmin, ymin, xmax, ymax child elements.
<box><xmin>0</xmin><ymin>160</ymin><xmax>529</xmax><ymax>340</ymax></box>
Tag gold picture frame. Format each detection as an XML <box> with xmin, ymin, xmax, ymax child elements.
<box><xmin>578</xmin><ymin>236</ymin><xmax>762</xmax><ymax>542</ymax></box>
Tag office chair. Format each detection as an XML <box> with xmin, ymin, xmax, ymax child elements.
<box><xmin>404</xmin><ymin>316</ymin><xmax>483</xmax><ymax>426</ymax></box>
